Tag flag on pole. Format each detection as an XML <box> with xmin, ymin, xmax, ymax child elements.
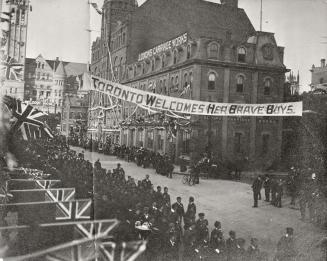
<box><xmin>90</xmin><ymin>2</ymin><xmax>102</xmax><ymax>15</ymax></box>
<box><xmin>2</xmin><ymin>96</ymin><xmax>54</xmax><ymax>140</ymax></box>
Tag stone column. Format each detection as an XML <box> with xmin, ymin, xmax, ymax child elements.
<box><xmin>221</xmin><ymin>68</ymin><xmax>230</xmax><ymax>158</ymax></box>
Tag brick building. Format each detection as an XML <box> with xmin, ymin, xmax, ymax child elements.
<box><xmin>24</xmin><ymin>55</ymin><xmax>88</xmax><ymax>113</ymax></box>
<box><xmin>90</xmin><ymin>0</ymin><xmax>288</xmax><ymax>168</ymax></box>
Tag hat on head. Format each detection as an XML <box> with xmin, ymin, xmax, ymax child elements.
<box><xmin>214</xmin><ymin>221</ymin><xmax>221</xmax><ymax>228</ymax></box>
<box><xmin>198</xmin><ymin>213</ymin><xmax>205</xmax><ymax>217</ymax></box>
<box><xmin>286</xmin><ymin>227</ymin><xmax>294</xmax><ymax>235</ymax></box>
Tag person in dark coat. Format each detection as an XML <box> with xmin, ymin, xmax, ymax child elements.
<box><xmin>276</xmin><ymin>179</ymin><xmax>284</xmax><ymax>208</ymax></box>
<box><xmin>226</xmin><ymin>230</ymin><xmax>238</xmax><ymax>261</ymax></box>
<box><xmin>163</xmin><ymin>234</ymin><xmax>179</xmax><ymax>261</ymax></box>
<box><xmin>263</xmin><ymin>175</ymin><xmax>271</xmax><ymax>202</ymax></box>
<box><xmin>210</xmin><ymin>221</ymin><xmax>226</xmax><ymax>256</ymax></box>
<box><xmin>236</xmin><ymin>238</ymin><xmax>246</xmax><ymax>261</ymax></box>
<box><xmin>171</xmin><ymin>197</ymin><xmax>185</xmax><ymax>225</ymax></box>
<box><xmin>184</xmin><ymin>196</ymin><xmax>196</xmax><ymax>230</ymax></box>
<box><xmin>275</xmin><ymin>227</ymin><xmax>297</xmax><ymax>261</ymax></box>
<box><xmin>252</xmin><ymin>176</ymin><xmax>262</xmax><ymax>208</ymax></box>
<box><xmin>271</xmin><ymin>178</ymin><xmax>278</xmax><ymax>206</ymax></box>
<box><xmin>246</xmin><ymin>238</ymin><xmax>260</xmax><ymax>261</ymax></box>
<box><xmin>142</xmin><ymin>174</ymin><xmax>152</xmax><ymax>190</ymax></box>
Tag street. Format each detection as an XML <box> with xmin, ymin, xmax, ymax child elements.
<box><xmin>72</xmin><ymin>146</ymin><xmax>325</xmax><ymax>260</ymax></box>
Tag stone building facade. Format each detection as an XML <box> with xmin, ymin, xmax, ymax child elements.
<box><xmin>24</xmin><ymin>55</ymin><xmax>88</xmax><ymax>113</ymax></box>
<box><xmin>0</xmin><ymin>0</ymin><xmax>30</xmax><ymax>100</ymax></box>
<box><xmin>310</xmin><ymin>58</ymin><xmax>327</xmax><ymax>91</ymax></box>
<box><xmin>90</xmin><ymin>0</ymin><xmax>288</xmax><ymax>168</ymax></box>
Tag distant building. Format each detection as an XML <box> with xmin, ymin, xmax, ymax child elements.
<box><xmin>284</xmin><ymin>71</ymin><xmax>300</xmax><ymax>99</ymax></box>
<box><xmin>90</xmin><ymin>0</ymin><xmax>288</xmax><ymax>168</ymax></box>
<box><xmin>310</xmin><ymin>58</ymin><xmax>327</xmax><ymax>91</ymax></box>
<box><xmin>0</xmin><ymin>0</ymin><xmax>31</xmax><ymax>100</ymax></box>
<box><xmin>61</xmin><ymin>94</ymin><xmax>89</xmax><ymax>138</ymax></box>
<box><xmin>24</xmin><ymin>55</ymin><xmax>88</xmax><ymax>113</ymax></box>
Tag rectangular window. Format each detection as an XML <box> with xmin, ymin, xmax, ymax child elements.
<box><xmin>182</xmin><ymin>132</ymin><xmax>191</xmax><ymax>154</ymax></box>
<box><xmin>234</xmin><ymin>132</ymin><xmax>242</xmax><ymax>153</ymax></box>
<box><xmin>147</xmin><ymin>131</ymin><xmax>154</xmax><ymax>149</ymax></box>
<box><xmin>262</xmin><ymin>134</ymin><xmax>270</xmax><ymax>155</ymax></box>
<box><xmin>157</xmin><ymin>130</ymin><xmax>164</xmax><ymax>150</ymax></box>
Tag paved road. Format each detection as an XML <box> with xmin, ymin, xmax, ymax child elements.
<box><xmin>72</xmin><ymin>146</ymin><xmax>324</xmax><ymax>260</ymax></box>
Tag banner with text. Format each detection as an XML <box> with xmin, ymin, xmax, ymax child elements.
<box><xmin>91</xmin><ymin>76</ymin><xmax>302</xmax><ymax>117</ymax></box>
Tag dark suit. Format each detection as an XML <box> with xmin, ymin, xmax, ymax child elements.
<box><xmin>172</xmin><ymin>202</ymin><xmax>184</xmax><ymax>224</ymax></box>
<box><xmin>252</xmin><ymin>178</ymin><xmax>262</xmax><ymax>207</ymax></box>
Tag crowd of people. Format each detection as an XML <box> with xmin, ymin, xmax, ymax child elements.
<box><xmin>6</xmin><ymin>136</ymin><xmax>309</xmax><ymax>260</ymax></box>
<box><xmin>251</xmin><ymin>168</ymin><xmax>327</xmax><ymax>229</ymax></box>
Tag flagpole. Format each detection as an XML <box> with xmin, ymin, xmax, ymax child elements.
<box><xmin>260</xmin><ymin>0</ymin><xmax>263</xmax><ymax>31</ymax></box>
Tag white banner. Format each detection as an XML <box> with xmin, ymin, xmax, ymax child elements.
<box><xmin>90</xmin><ymin>75</ymin><xmax>303</xmax><ymax>117</ymax></box>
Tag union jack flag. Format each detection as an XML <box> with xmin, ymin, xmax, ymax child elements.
<box><xmin>54</xmin><ymin>199</ymin><xmax>92</xmax><ymax>221</ymax></box>
<box><xmin>0</xmin><ymin>183</ymin><xmax>13</xmax><ymax>204</ymax></box>
<box><xmin>3</xmin><ymin>95</ymin><xmax>54</xmax><ymax>140</ymax></box>
<box><xmin>0</xmin><ymin>55</ymin><xmax>24</xmax><ymax>81</ymax></box>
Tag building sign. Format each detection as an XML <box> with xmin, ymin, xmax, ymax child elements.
<box><xmin>138</xmin><ymin>33</ymin><xmax>188</xmax><ymax>62</ymax></box>
<box><xmin>90</xmin><ymin>75</ymin><xmax>303</xmax><ymax>117</ymax></box>
<box><xmin>24</xmin><ymin>100</ymin><xmax>56</xmax><ymax>106</ymax></box>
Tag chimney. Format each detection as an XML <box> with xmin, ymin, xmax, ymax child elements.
<box><xmin>220</xmin><ymin>0</ymin><xmax>238</xmax><ymax>8</ymax></box>
<box><xmin>321</xmin><ymin>58</ymin><xmax>326</xmax><ymax>67</ymax></box>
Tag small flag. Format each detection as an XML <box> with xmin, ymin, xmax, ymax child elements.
<box><xmin>91</xmin><ymin>2</ymin><xmax>102</xmax><ymax>15</ymax></box>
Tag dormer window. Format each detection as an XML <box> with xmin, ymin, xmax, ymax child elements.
<box><xmin>237</xmin><ymin>47</ymin><xmax>246</xmax><ymax>63</ymax></box>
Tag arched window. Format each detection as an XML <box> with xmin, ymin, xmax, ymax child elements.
<box><xmin>184</xmin><ymin>73</ymin><xmax>188</xmax><ymax>87</ymax></box>
<box><xmin>175</xmin><ymin>75</ymin><xmax>179</xmax><ymax>88</ymax></box>
<box><xmin>41</xmin><ymin>64</ymin><xmax>44</xmax><ymax>69</ymax></box>
<box><xmin>163</xmin><ymin>79</ymin><xmax>167</xmax><ymax>94</ymax></box>
<box><xmin>264</xmin><ymin>78</ymin><xmax>272</xmax><ymax>95</ymax></box>
<box><xmin>173</xmin><ymin>50</ymin><xmax>178</xmax><ymax>64</ymax></box>
<box><xmin>187</xmin><ymin>45</ymin><xmax>191</xmax><ymax>59</ymax></box>
<box><xmin>151</xmin><ymin>59</ymin><xmax>155</xmax><ymax>71</ymax></box>
<box><xmin>236</xmin><ymin>75</ymin><xmax>245</xmax><ymax>93</ymax></box>
<box><xmin>208</xmin><ymin>43</ymin><xmax>219</xmax><ymax>59</ymax></box>
<box><xmin>161</xmin><ymin>55</ymin><xmax>165</xmax><ymax>68</ymax></box>
<box><xmin>238</xmin><ymin>47</ymin><xmax>246</xmax><ymax>62</ymax></box>
<box><xmin>208</xmin><ymin>73</ymin><xmax>216</xmax><ymax>90</ymax></box>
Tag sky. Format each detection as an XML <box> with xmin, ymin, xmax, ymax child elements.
<box><xmin>26</xmin><ymin>0</ymin><xmax>327</xmax><ymax>92</ymax></box>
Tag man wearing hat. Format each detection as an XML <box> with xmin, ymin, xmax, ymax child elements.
<box><xmin>184</xmin><ymin>196</ymin><xmax>197</xmax><ymax>230</ymax></box>
<box><xmin>172</xmin><ymin>197</ymin><xmax>185</xmax><ymax>226</ymax></box>
<box><xmin>210</xmin><ymin>221</ymin><xmax>225</xmax><ymax>255</ymax></box>
<box><xmin>252</xmin><ymin>176</ymin><xmax>262</xmax><ymax>208</ymax></box>
<box><xmin>275</xmin><ymin>227</ymin><xmax>297</xmax><ymax>261</ymax></box>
